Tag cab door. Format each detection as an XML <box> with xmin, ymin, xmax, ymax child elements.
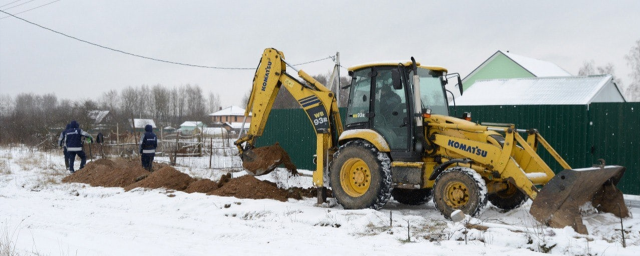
<box><xmin>371</xmin><ymin>67</ymin><xmax>411</xmax><ymax>153</ymax></box>
<box><xmin>345</xmin><ymin>66</ymin><xmax>412</xmax><ymax>154</ymax></box>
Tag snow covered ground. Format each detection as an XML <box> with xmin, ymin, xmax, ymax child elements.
<box><xmin>1</xmin><ymin>146</ymin><xmax>639</xmax><ymax>256</ymax></box>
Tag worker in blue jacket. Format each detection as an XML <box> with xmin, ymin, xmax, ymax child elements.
<box><xmin>58</xmin><ymin>123</ymin><xmax>71</xmax><ymax>170</ymax></box>
<box><xmin>65</xmin><ymin>120</ymin><xmax>93</xmax><ymax>173</ymax></box>
<box><xmin>139</xmin><ymin>124</ymin><xmax>157</xmax><ymax>171</ymax></box>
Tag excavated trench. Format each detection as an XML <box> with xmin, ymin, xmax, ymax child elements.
<box><xmin>62</xmin><ymin>158</ymin><xmax>319</xmax><ymax>201</ymax></box>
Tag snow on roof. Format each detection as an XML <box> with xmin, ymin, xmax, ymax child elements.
<box><xmin>223</xmin><ymin>122</ymin><xmax>250</xmax><ymax>129</ymax></box>
<box><xmin>456</xmin><ymin>75</ymin><xmax>625</xmax><ymax>106</ymax></box>
<box><xmin>180</xmin><ymin>121</ymin><xmax>205</xmax><ymax>127</ymax></box>
<box><xmin>209</xmin><ymin>106</ymin><xmax>247</xmax><ymax>116</ymax></box>
<box><xmin>348</xmin><ymin>61</ymin><xmax>447</xmax><ymax>72</ymax></box>
<box><xmin>88</xmin><ymin>110</ymin><xmax>109</xmax><ymax>124</ymax></box>
<box><xmin>502</xmin><ymin>51</ymin><xmax>572</xmax><ymax>77</ymax></box>
<box><xmin>130</xmin><ymin>119</ymin><xmax>156</xmax><ymax>129</ymax></box>
<box><xmin>202</xmin><ymin>127</ymin><xmax>227</xmax><ymax>135</ymax></box>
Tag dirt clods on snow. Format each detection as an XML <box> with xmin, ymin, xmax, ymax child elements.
<box><xmin>63</xmin><ymin>157</ymin><xmax>315</xmax><ymax>201</ymax></box>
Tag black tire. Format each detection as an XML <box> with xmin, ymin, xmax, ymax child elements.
<box><xmin>392</xmin><ymin>188</ymin><xmax>433</xmax><ymax>205</ymax></box>
<box><xmin>487</xmin><ymin>183</ymin><xmax>528</xmax><ymax>212</ymax></box>
<box><xmin>329</xmin><ymin>140</ymin><xmax>392</xmax><ymax>210</ymax></box>
<box><xmin>433</xmin><ymin>167</ymin><xmax>487</xmax><ymax>219</ymax></box>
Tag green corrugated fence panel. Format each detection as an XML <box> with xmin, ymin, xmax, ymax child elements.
<box><xmin>257</xmin><ymin>104</ymin><xmax>639</xmax><ymax>195</ymax></box>
<box><xmin>455</xmin><ymin>105</ymin><xmax>589</xmax><ymax>173</ymax></box>
<box><xmin>457</xmin><ymin>103</ymin><xmax>639</xmax><ymax>195</ymax></box>
<box><xmin>589</xmin><ymin>103</ymin><xmax>640</xmax><ymax>195</ymax></box>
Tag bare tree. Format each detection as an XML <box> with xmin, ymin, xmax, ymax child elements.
<box><xmin>99</xmin><ymin>90</ymin><xmax>119</xmax><ymax>111</ymax></box>
<box><xmin>137</xmin><ymin>84</ymin><xmax>152</xmax><ymax>118</ymax></box>
<box><xmin>578</xmin><ymin>61</ymin><xmax>623</xmax><ymax>85</ymax></box>
<box><xmin>120</xmin><ymin>86</ymin><xmax>139</xmax><ymax>118</ymax></box>
<box><xmin>75</xmin><ymin>99</ymin><xmax>98</xmax><ymax>132</ymax></box>
<box><xmin>185</xmin><ymin>84</ymin><xmax>206</xmax><ymax>120</ymax></box>
<box><xmin>207</xmin><ymin>91</ymin><xmax>221</xmax><ymax>114</ymax></box>
<box><xmin>152</xmin><ymin>84</ymin><xmax>170</xmax><ymax>125</ymax></box>
<box><xmin>625</xmin><ymin>39</ymin><xmax>640</xmax><ymax>101</ymax></box>
<box><xmin>241</xmin><ymin>89</ymin><xmax>251</xmax><ymax>108</ymax></box>
<box><xmin>578</xmin><ymin>60</ymin><xmax>626</xmax><ymax>100</ymax></box>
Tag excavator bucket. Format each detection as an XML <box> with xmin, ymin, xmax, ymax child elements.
<box><xmin>530</xmin><ymin>165</ymin><xmax>629</xmax><ymax>234</ymax></box>
<box><xmin>240</xmin><ymin>143</ymin><xmax>298</xmax><ymax>176</ymax></box>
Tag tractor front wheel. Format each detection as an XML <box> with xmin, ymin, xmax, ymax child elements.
<box><xmin>329</xmin><ymin>140</ymin><xmax>392</xmax><ymax>210</ymax></box>
<box><xmin>433</xmin><ymin>167</ymin><xmax>487</xmax><ymax>219</ymax></box>
<box><xmin>487</xmin><ymin>182</ymin><xmax>528</xmax><ymax>212</ymax></box>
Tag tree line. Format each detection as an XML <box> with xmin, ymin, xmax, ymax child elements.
<box><xmin>0</xmin><ymin>84</ymin><xmax>221</xmax><ymax>146</ymax></box>
<box><xmin>578</xmin><ymin>39</ymin><xmax>640</xmax><ymax>101</ymax></box>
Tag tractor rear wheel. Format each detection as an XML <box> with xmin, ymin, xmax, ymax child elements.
<box><xmin>392</xmin><ymin>188</ymin><xmax>432</xmax><ymax>205</ymax></box>
<box><xmin>433</xmin><ymin>167</ymin><xmax>487</xmax><ymax>219</ymax></box>
<box><xmin>488</xmin><ymin>183</ymin><xmax>528</xmax><ymax>212</ymax></box>
<box><xmin>330</xmin><ymin>140</ymin><xmax>392</xmax><ymax>210</ymax></box>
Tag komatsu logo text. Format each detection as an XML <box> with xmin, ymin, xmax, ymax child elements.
<box><xmin>261</xmin><ymin>60</ymin><xmax>272</xmax><ymax>91</ymax></box>
<box><xmin>448</xmin><ymin>139</ymin><xmax>488</xmax><ymax>157</ymax></box>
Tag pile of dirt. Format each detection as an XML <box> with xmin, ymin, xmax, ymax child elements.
<box><xmin>184</xmin><ymin>179</ymin><xmax>219</xmax><ymax>194</ymax></box>
<box><xmin>63</xmin><ymin>157</ymin><xmax>320</xmax><ymax>202</ymax></box>
<box><xmin>62</xmin><ymin>159</ymin><xmax>150</xmax><ymax>188</ymax></box>
<box><xmin>209</xmin><ymin>175</ymin><xmax>290</xmax><ymax>201</ymax></box>
<box><xmin>124</xmin><ymin>166</ymin><xmax>195</xmax><ymax>191</ymax></box>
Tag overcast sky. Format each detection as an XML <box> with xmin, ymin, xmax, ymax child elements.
<box><xmin>1</xmin><ymin>0</ymin><xmax>639</xmax><ymax>108</ymax></box>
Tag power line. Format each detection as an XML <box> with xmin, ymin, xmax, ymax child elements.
<box><xmin>292</xmin><ymin>56</ymin><xmax>334</xmax><ymax>66</ymax></box>
<box><xmin>2</xmin><ymin>0</ymin><xmax>36</xmax><ymax>11</ymax></box>
<box><xmin>0</xmin><ymin>0</ymin><xmax>60</xmax><ymax>20</ymax></box>
<box><xmin>0</xmin><ymin>9</ymin><xmax>336</xmax><ymax>70</ymax></box>
<box><xmin>0</xmin><ymin>0</ymin><xmax>22</xmax><ymax>9</ymax></box>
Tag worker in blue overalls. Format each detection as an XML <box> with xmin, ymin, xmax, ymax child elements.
<box><xmin>58</xmin><ymin>123</ymin><xmax>71</xmax><ymax>170</ymax></box>
<box><xmin>65</xmin><ymin>120</ymin><xmax>93</xmax><ymax>173</ymax></box>
<box><xmin>139</xmin><ymin>124</ymin><xmax>157</xmax><ymax>171</ymax></box>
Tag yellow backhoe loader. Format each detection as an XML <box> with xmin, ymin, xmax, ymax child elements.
<box><xmin>235</xmin><ymin>48</ymin><xmax>629</xmax><ymax>234</ymax></box>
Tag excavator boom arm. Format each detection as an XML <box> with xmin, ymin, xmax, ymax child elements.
<box><xmin>236</xmin><ymin>48</ymin><xmax>342</xmax><ymax>186</ymax></box>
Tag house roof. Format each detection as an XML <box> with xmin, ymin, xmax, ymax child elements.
<box><xmin>456</xmin><ymin>75</ymin><xmax>625</xmax><ymax>106</ymax></box>
<box><xmin>179</xmin><ymin>121</ymin><xmax>206</xmax><ymax>127</ymax></box>
<box><xmin>129</xmin><ymin>119</ymin><xmax>156</xmax><ymax>129</ymax></box>
<box><xmin>222</xmin><ymin>122</ymin><xmax>250</xmax><ymax>129</ymax></box>
<box><xmin>88</xmin><ymin>110</ymin><xmax>109</xmax><ymax>124</ymax></box>
<box><xmin>209</xmin><ymin>106</ymin><xmax>247</xmax><ymax>116</ymax></box>
<box><xmin>463</xmin><ymin>51</ymin><xmax>571</xmax><ymax>83</ymax></box>
<box><xmin>502</xmin><ymin>51</ymin><xmax>572</xmax><ymax>77</ymax></box>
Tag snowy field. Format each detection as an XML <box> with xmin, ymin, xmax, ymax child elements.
<box><xmin>1</xmin><ymin>146</ymin><xmax>639</xmax><ymax>256</ymax></box>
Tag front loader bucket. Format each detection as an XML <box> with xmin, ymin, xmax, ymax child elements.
<box><xmin>241</xmin><ymin>143</ymin><xmax>298</xmax><ymax>176</ymax></box>
<box><xmin>530</xmin><ymin>165</ymin><xmax>628</xmax><ymax>234</ymax></box>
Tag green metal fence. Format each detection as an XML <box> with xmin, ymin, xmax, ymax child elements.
<box><xmin>256</xmin><ymin>103</ymin><xmax>640</xmax><ymax>195</ymax></box>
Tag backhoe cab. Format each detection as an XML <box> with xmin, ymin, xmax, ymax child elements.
<box><xmin>237</xmin><ymin>48</ymin><xmax>629</xmax><ymax>235</ymax></box>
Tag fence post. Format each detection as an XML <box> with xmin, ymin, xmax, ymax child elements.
<box><xmin>198</xmin><ymin>130</ymin><xmax>202</xmax><ymax>157</ymax></box>
<box><xmin>209</xmin><ymin>137</ymin><xmax>213</xmax><ymax>169</ymax></box>
<box><xmin>172</xmin><ymin>133</ymin><xmax>179</xmax><ymax>166</ymax></box>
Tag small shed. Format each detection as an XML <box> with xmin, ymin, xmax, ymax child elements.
<box><xmin>163</xmin><ymin>126</ymin><xmax>176</xmax><ymax>134</ymax></box>
<box><xmin>87</xmin><ymin>110</ymin><xmax>113</xmax><ymax>132</ymax></box>
<box><xmin>456</xmin><ymin>75</ymin><xmax>625</xmax><ymax>107</ymax></box>
<box><xmin>178</xmin><ymin>121</ymin><xmax>207</xmax><ymax>134</ymax></box>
